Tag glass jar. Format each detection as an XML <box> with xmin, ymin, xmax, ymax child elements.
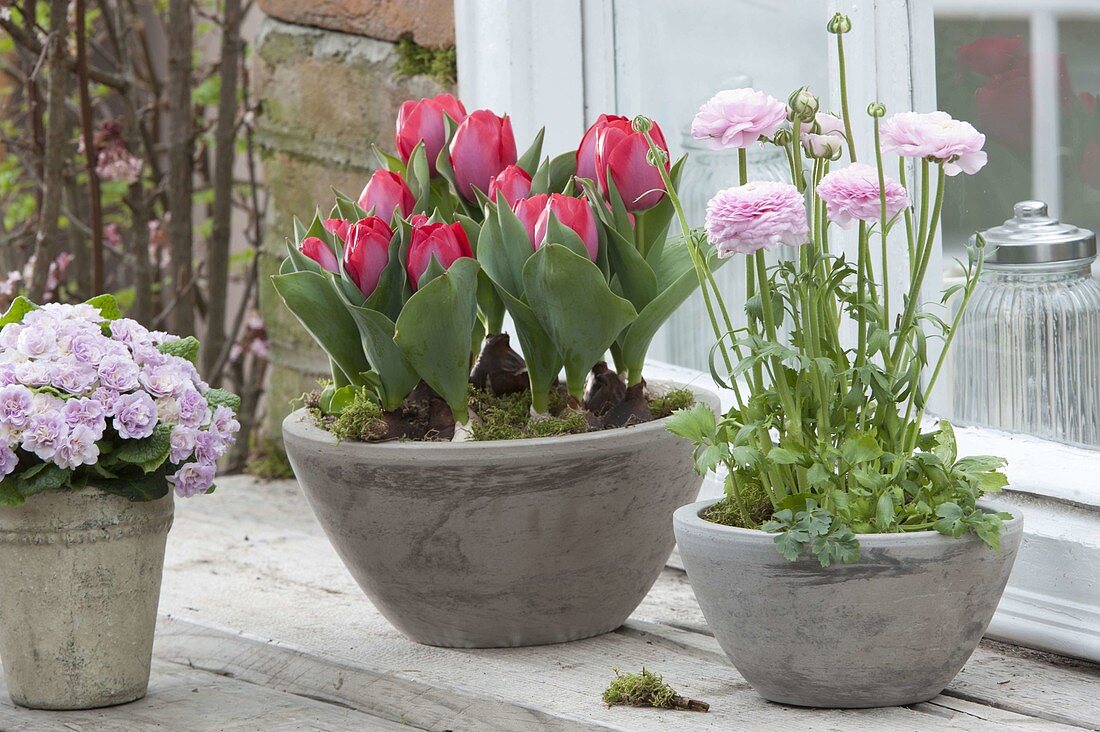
<box><xmin>953</xmin><ymin>201</ymin><xmax>1100</xmax><ymax>448</ymax></box>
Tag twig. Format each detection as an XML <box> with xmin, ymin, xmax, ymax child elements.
<box><xmin>166</xmin><ymin>0</ymin><xmax>195</xmax><ymax>335</ymax></box>
<box><xmin>0</xmin><ymin>15</ymin><xmax>129</xmax><ymax>90</ymax></box>
<box><xmin>74</xmin><ymin>0</ymin><xmax>104</xmax><ymax>294</ymax></box>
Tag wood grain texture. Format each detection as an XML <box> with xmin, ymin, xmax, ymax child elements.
<box><xmin>1</xmin><ymin>476</ymin><xmax>1096</xmax><ymax>730</ymax></box>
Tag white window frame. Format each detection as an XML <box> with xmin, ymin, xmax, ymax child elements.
<box><xmin>454</xmin><ymin>0</ymin><xmax>1100</xmax><ymax>663</ymax></box>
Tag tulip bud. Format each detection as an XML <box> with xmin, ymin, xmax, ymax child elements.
<box><xmin>298</xmin><ymin>236</ymin><xmax>339</xmax><ymax>274</ymax></box>
<box><xmin>576</xmin><ymin>114</ymin><xmax>631</xmax><ymax>182</ymax></box>
<box><xmin>631</xmin><ymin>115</ymin><xmax>653</xmax><ymax>134</ymax></box>
<box><xmin>487</xmin><ymin>165</ymin><xmax>533</xmax><ymax>207</ymax></box>
<box><xmin>406</xmin><ymin>221</ymin><xmax>474</xmax><ymax>290</ymax></box>
<box><xmin>595</xmin><ymin>118</ymin><xmax>670</xmax><ymax>212</ymax></box>
<box><xmin>533</xmin><ymin>194</ymin><xmax>599</xmax><ymax>261</ymax></box>
<box><xmin>449</xmin><ymin>110</ymin><xmax>518</xmax><ymax>201</ymax></box>
<box><xmin>395</xmin><ymin>94</ymin><xmax>468</xmax><ymax>175</ymax></box>
<box><xmin>511</xmin><ymin>194</ymin><xmax>551</xmax><ymax>245</ymax></box>
<box><xmin>357</xmin><ymin>169</ymin><xmax>415</xmax><ymax>223</ymax></box>
<box><xmin>827</xmin><ymin>12</ymin><xmax>851</xmax><ymax>34</ymax></box>
<box><xmin>323</xmin><ymin>218</ymin><xmax>350</xmax><ymax>243</ymax></box>
<box><xmin>788</xmin><ymin>86</ymin><xmax>820</xmax><ymax>124</ymax></box>
<box><xmin>342</xmin><ymin>216</ymin><xmax>394</xmax><ymax>297</ymax></box>
<box><xmin>867</xmin><ymin>102</ymin><xmax>887</xmax><ymax>118</ymax></box>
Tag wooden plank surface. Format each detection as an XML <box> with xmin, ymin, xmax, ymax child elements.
<box><xmin>2</xmin><ymin>476</ymin><xmax>1097</xmax><ymax>731</ymax></box>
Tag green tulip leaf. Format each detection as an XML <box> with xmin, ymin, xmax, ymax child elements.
<box><xmin>543</xmin><ymin>212</ymin><xmax>591</xmax><ymax>261</ymax></box>
<box><xmin>340</xmin><ymin>302</ymin><xmax>420</xmax><ymax>410</ymax></box>
<box><xmin>493</xmin><ymin>285</ymin><xmax>562</xmax><ymax>415</ymax></box>
<box><xmin>523</xmin><ymin>244</ymin><xmax>637</xmax><ymax>398</ymax></box>
<box><xmin>362</xmin><ymin>230</ymin><xmax>408</xmax><ymax>322</ymax></box>
<box><xmin>331</xmin><ymin>189</ymin><xmax>369</xmax><ymax>224</ymax></box>
<box><xmin>479</xmin><ymin>198</ymin><xmax>533</xmax><ymax>299</ymax></box>
<box><xmin>272</xmin><ymin>270</ymin><xmax>372</xmax><ymax>388</ymax></box>
<box><xmin>477</xmin><ymin>268</ymin><xmax>505</xmax><ymax>334</ymax></box>
<box><xmin>605</xmin><ymin>223</ymin><xmax>658</xmax><ymax>311</ymax></box>
<box><xmin>547</xmin><ymin>151</ymin><xmax>578</xmax><ymax>194</ymax></box>
<box><xmin>394</xmin><ymin>258</ymin><xmax>481</xmax><ymax>422</ymax></box>
<box><xmin>407</xmin><ymin>142</ymin><xmax>432</xmax><ymax>209</ymax></box>
<box><xmin>372</xmin><ymin>144</ymin><xmax>406</xmax><ymax>174</ymax></box>
<box><xmin>516</xmin><ymin>127</ymin><xmax>545</xmax><ymax>176</ymax></box>
<box><xmin>285</xmin><ymin>213</ymin><xmax>333</xmax><ymax>274</ymax></box>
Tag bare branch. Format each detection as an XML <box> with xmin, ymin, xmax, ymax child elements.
<box><xmin>166</xmin><ymin>0</ymin><xmax>195</xmax><ymax>335</ymax></box>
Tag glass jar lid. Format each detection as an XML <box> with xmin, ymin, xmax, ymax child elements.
<box><xmin>975</xmin><ymin>201</ymin><xmax>1096</xmax><ymax>265</ymax></box>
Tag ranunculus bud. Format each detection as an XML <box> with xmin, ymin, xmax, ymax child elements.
<box><xmin>594</xmin><ymin>118</ymin><xmax>670</xmax><ymax>212</ymax></box>
<box><xmin>867</xmin><ymin>102</ymin><xmax>887</xmax><ymax>118</ymax></box>
<box><xmin>533</xmin><ymin>194</ymin><xmax>599</xmax><ymax>261</ymax></box>
<box><xmin>576</xmin><ymin>114</ymin><xmax>631</xmax><ymax>182</ymax></box>
<box><xmin>323</xmin><ymin>218</ymin><xmax>350</xmax><ymax>243</ymax></box>
<box><xmin>299</xmin><ymin>236</ymin><xmax>339</xmax><ymax>273</ymax></box>
<box><xmin>487</xmin><ymin>164</ymin><xmax>532</xmax><ymax>207</ymax></box>
<box><xmin>788</xmin><ymin>86</ymin><xmax>819</xmax><ymax>123</ymax></box>
<box><xmin>357</xmin><ymin>169</ymin><xmax>415</xmax><ymax>223</ymax></box>
<box><xmin>343</xmin><ymin>216</ymin><xmax>394</xmax><ymax>298</ymax></box>
<box><xmin>800</xmin><ymin>112</ymin><xmax>846</xmax><ymax>160</ymax></box>
<box><xmin>395</xmin><ymin>94</ymin><xmax>468</xmax><ymax>175</ymax></box>
<box><xmin>631</xmin><ymin>115</ymin><xmax>653</xmax><ymax>134</ymax></box>
<box><xmin>511</xmin><ymin>194</ymin><xmax>550</xmax><ymax>245</ymax></box>
<box><xmin>449</xmin><ymin>110</ymin><xmax>517</xmax><ymax>201</ymax></box>
<box><xmin>827</xmin><ymin>12</ymin><xmax>851</xmax><ymax>34</ymax></box>
<box><xmin>406</xmin><ymin>221</ymin><xmax>474</xmax><ymax>290</ymax></box>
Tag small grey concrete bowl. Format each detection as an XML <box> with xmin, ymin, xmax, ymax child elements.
<box><xmin>674</xmin><ymin>497</ymin><xmax>1023</xmax><ymax>708</ymax></box>
<box><xmin>283</xmin><ymin>380</ymin><xmax>719</xmax><ymax>648</ymax></box>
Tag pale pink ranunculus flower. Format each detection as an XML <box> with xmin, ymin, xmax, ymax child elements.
<box><xmin>801</xmin><ymin>113</ymin><xmax>846</xmax><ymax>159</ymax></box>
<box><xmin>816</xmin><ymin>163</ymin><xmax>909</xmax><ymax>230</ymax></box>
<box><xmin>691</xmin><ymin>88</ymin><xmax>788</xmax><ymax>150</ymax></box>
<box><xmin>705</xmin><ymin>181</ymin><xmax>810</xmax><ymax>257</ymax></box>
<box><xmin>879</xmin><ymin>111</ymin><xmax>987</xmax><ymax>176</ymax></box>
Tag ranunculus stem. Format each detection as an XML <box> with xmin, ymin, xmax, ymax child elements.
<box><xmin>873</xmin><ymin>115</ymin><xmax>891</xmax><ymax>335</ymax></box>
<box><xmin>836</xmin><ymin>30</ymin><xmax>857</xmax><ymax>163</ymax></box>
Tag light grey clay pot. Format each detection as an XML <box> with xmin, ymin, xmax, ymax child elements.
<box><xmin>283</xmin><ymin>380</ymin><xmax>719</xmax><ymax>648</ymax></box>
<box><xmin>674</xmin><ymin>498</ymin><xmax>1022</xmax><ymax>708</ymax></box>
<box><xmin>0</xmin><ymin>488</ymin><xmax>174</xmax><ymax>710</ymax></box>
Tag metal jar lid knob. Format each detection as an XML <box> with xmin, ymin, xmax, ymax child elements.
<box><xmin>972</xmin><ymin>200</ymin><xmax>1097</xmax><ymax>266</ymax></box>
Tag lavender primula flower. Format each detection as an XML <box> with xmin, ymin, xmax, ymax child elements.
<box><xmin>0</xmin><ymin>444</ymin><xmax>17</xmax><ymax>478</ymax></box>
<box><xmin>53</xmin><ymin>362</ymin><xmax>99</xmax><ymax>395</ymax></box>
<box><xmin>92</xmin><ymin>387</ymin><xmax>122</xmax><ymax>416</ymax></box>
<box><xmin>140</xmin><ymin>363</ymin><xmax>182</xmax><ymax>398</ymax></box>
<box><xmin>112</xmin><ymin>391</ymin><xmax>158</xmax><ymax>440</ymax></box>
<box><xmin>54</xmin><ymin>424</ymin><xmax>100</xmax><ymax>470</ymax></box>
<box><xmin>0</xmin><ymin>324</ymin><xmax>22</xmax><ymax>350</ymax></box>
<box><xmin>20</xmin><ymin>411</ymin><xmax>68</xmax><ymax>461</ymax></box>
<box><xmin>62</xmin><ymin>398</ymin><xmax>107</xmax><ymax>436</ymax></box>
<box><xmin>98</xmin><ymin>354</ymin><xmax>141</xmax><ymax>392</ymax></box>
<box><xmin>14</xmin><ymin>360</ymin><xmax>54</xmax><ymax>387</ymax></box>
<box><xmin>194</xmin><ymin>430</ymin><xmax>228</xmax><ymax>464</ymax></box>
<box><xmin>0</xmin><ymin>384</ymin><xmax>34</xmax><ymax>429</ymax></box>
<box><xmin>109</xmin><ymin>318</ymin><xmax>152</xmax><ymax>347</ymax></box>
<box><xmin>70</xmin><ymin>333</ymin><xmax>110</xmax><ymax>364</ymax></box>
<box><xmin>169</xmin><ymin>461</ymin><xmax>216</xmax><ymax>498</ymax></box>
<box><xmin>210</xmin><ymin>405</ymin><xmax>240</xmax><ymax>440</ymax></box>
<box><xmin>177</xmin><ymin>388</ymin><xmax>211</xmax><ymax>428</ymax></box>
<box><xmin>169</xmin><ymin>425</ymin><xmax>198</xmax><ymax>464</ymax></box>
<box><xmin>16</xmin><ymin>325</ymin><xmax>57</xmax><ymax>358</ymax></box>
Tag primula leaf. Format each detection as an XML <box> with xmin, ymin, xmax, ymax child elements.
<box><xmin>114</xmin><ymin>425</ymin><xmax>173</xmax><ymax>474</ymax></box>
<box><xmin>205</xmin><ymin>388</ymin><xmax>241</xmax><ymax>413</ymax></box>
<box><xmin>157</xmin><ymin>336</ymin><xmax>200</xmax><ymax>364</ymax></box>
<box><xmin>0</xmin><ymin>479</ymin><xmax>25</xmax><ymax>506</ymax></box>
<box><xmin>272</xmin><ymin>270</ymin><xmax>372</xmax><ymax>389</ymax></box>
<box><xmin>16</xmin><ymin>463</ymin><xmax>71</xmax><ymax>497</ymax></box>
<box><xmin>97</xmin><ymin>469</ymin><xmax>171</xmax><ymax>502</ymax></box>
<box><xmin>0</xmin><ymin>296</ymin><xmax>37</xmax><ymax>327</ymax></box>
<box><xmin>523</xmin><ymin>244</ymin><xmax>637</xmax><ymax>398</ymax></box>
<box><xmin>85</xmin><ymin>293</ymin><xmax>122</xmax><ymax>321</ymax></box>
<box><xmin>394</xmin><ymin>258</ymin><xmax>481</xmax><ymax>422</ymax></box>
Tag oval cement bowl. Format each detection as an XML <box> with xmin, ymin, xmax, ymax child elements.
<box><xmin>674</xmin><ymin>498</ymin><xmax>1023</xmax><ymax>708</ymax></box>
<box><xmin>284</xmin><ymin>381</ymin><xmax>720</xmax><ymax>648</ymax></box>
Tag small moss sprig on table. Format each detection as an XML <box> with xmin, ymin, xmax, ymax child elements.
<box><xmin>602</xmin><ymin>668</ymin><xmax>710</xmax><ymax>712</ymax></box>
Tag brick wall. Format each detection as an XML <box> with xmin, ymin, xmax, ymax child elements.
<box><xmin>252</xmin><ymin>0</ymin><xmax>454</xmax><ymax>438</ymax></box>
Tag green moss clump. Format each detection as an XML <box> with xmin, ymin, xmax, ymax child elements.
<box><xmin>702</xmin><ymin>487</ymin><xmax>774</xmax><ymax>529</ymax></box>
<box><xmin>394</xmin><ymin>34</ymin><xmax>457</xmax><ymax>86</ymax></box>
<box><xmin>602</xmin><ymin>668</ymin><xmax>678</xmax><ymax>709</ymax></box>
<box><xmin>246</xmin><ymin>437</ymin><xmax>295</xmax><ymax>480</ymax></box>
<box><xmin>468</xmin><ymin>387</ymin><xmax>590</xmax><ymax>441</ymax></box>
<box><xmin>329</xmin><ymin>394</ymin><xmax>389</xmax><ymax>442</ymax></box>
<box><xmin>647</xmin><ymin>388</ymin><xmax>695</xmax><ymax>419</ymax></box>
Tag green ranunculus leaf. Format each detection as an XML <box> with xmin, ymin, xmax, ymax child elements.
<box><xmin>340</xmin><ymin>302</ymin><xmax>420</xmax><ymax>410</ymax></box>
<box><xmin>272</xmin><ymin>270</ymin><xmax>372</xmax><ymax>388</ymax></box>
<box><xmin>394</xmin><ymin>258</ymin><xmax>481</xmax><ymax>422</ymax></box>
<box><xmin>157</xmin><ymin>335</ymin><xmax>200</xmax><ymax>364</ymax></box>
<box><xmin>0</xmin><ymin>296</ymin><xmax>38</xmax><ymax>328</ymax></box>
<box><xmin>516</xmin><ymin>127</ymin><xmax>546</xmax><ymax>176</ymax></box>
<box><xmin>85</xmin><ymin>293</ymin><xmax>122</xmax><ymax>321</ymax></box>
<box><xmin>666</xmin><ymin>402</ymin><xmax>716</xmax><ymax>443</ymax></box>
<box><xmin>522</xmin><ymin>244</ymin><xmax>637</xmax><ymax>398</ymax></box>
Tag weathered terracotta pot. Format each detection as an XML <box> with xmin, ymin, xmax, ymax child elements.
<box><xmin>283</xmin><ymin>381</ymin><xmax>719</xmax><ymax>648</ymax></box>
<box><xmin>674</xmin><ymin>498</ymin><xmax>1023</xmax><ymax>708</ymax></box>
<box><xmin>0</xmin><ymin>488</ymin><xmax>174</xmax><ymax>710</ymax></box>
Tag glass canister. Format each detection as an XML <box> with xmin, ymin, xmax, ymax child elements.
<box><xmin>953</xmin><ymin>200</ymin><xmax>1100</xmax><ymax>448</ymax></box>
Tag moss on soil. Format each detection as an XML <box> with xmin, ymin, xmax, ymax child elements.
<box><xmin>702</xmin><ymin>487</ymin><xmax>775</xmax><ymax>529</ymax></box>
<box><xmin>394</xmin><ymin>34</ymin><xmax>457</xmax><ymax>86</ymax></box>
<box><xmin>647</xmin><ymin>388</ymin><xmax>694</xmax><ymax>419</ymax></box>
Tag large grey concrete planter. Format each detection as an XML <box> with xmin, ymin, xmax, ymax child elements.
<box><xmin>283</xmin><ymin>381</ymin><xmax>719</xmax><ymax>648</ymax></box>
<box><xmin>0</xmin><ymin>488</ymin><xmax>174</xmax><ymax>710</ymax></box>
<box><xmin>674</xmin><ymin>498</ymin><xmax>1023</xmax><ymax>708</ymax></box>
